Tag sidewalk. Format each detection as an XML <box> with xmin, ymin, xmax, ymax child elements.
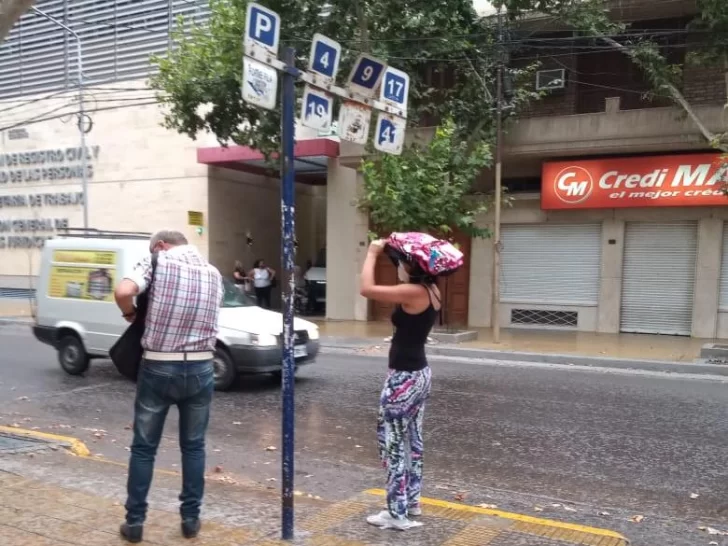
<box><xmin>315</xmin><ymin>320</ymin><xmax>716</xmax><ymax>364</ymax></box>
<box><xmin>0</xmin><ymin>300</ymin><xmax>33</xmax><ymax>321</ymax></box>
<box><xmin>0</xmin><ymin>431</ymin><xmax>629</xmax><ymax>546</ymax></box>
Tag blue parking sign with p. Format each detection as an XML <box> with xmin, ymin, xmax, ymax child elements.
<box><xmin>245</xmin><ymin>2</ymin><xmax>281</xmax><ymax>55</ymax></box>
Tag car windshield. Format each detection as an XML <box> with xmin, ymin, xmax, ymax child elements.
<box><xmin>221</xmin><ymin>278</ymin><xmax>256</xmax><ymax>308</ymax></box>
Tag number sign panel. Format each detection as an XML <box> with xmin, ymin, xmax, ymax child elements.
<box><xmin>374</xmin><ymin>114</ymin><xmax>406</xmax><ymax>155</ymax></box>
<box><xmin>380</xmin><ymin>67</ymin><xmax>410</xmax><ymax>115</ymax></box>
<box><xmin>244</xmin><ymin>2</ymin><xmax>281</xmax><ymax>55</ymax></box>
<box><xmin>347</xmin><ymin>54</ymin><xmax>386</xmax><ymax>98</ymax></box>
<box><xmin>308</xmin><ymin>34</ymin><xmax>341</xmax><ymax>81</ymax></box>
<box><xmin>301</xmin><ymin>85</ymin><xmax>333</xmax><ymax>131</ymax></box>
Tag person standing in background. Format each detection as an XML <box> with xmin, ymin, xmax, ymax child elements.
<box><xmin>249</xmin><ymin>259</ymin><xmax>275</xmax><ymax>309</ymax></box>
<box><xmin>232</xmin><ymin>260</ymin><xmax>249</xmax><ymax>292</ymax></box>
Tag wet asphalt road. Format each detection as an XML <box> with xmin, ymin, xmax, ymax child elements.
<box><xmin>1</xmin><ymin>322</ymin><xmax>728</xmax><ymax>545</ymax></box>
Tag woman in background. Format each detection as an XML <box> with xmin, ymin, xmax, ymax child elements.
<box><xmin>249</xmin><ymin>259</ymin><xmax>275</xmax><ymax>309</ymax></box>
<box><xmin>233</xmin><ymin>261</ymin><xmax>248</xmax><ymax>292</ymax></box>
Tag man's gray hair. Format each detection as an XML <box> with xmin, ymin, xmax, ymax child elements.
<box><xmin>150</xmin><ymin>230</ymin><xmax>188</xmax><ymax>247</ymax></box>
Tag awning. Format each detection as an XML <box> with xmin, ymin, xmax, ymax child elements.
<box><xmin>197</xmin><ymin>138</ymin><xmax>339</xmax><ymax>185</ymax></box>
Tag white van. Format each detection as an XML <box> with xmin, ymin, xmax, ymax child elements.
<box><xmin>32</xmin><ymin>230</ymin><xmax>320</xmax><ymax>391</ymax></box>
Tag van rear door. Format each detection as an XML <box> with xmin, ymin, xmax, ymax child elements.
<box><xmin>47</xmin><ymin>248</ymin><xmax>121</xmax><ymax>352</ymax></box>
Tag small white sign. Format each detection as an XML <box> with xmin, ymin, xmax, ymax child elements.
<box><xmin>242</xmin><ymin>57</ymin><xmax>278</xmax><ymax>111</ymax></box>
<box><xmin>301</xmin><ymin>85</ymin><xmax>333</xmax><ymax>131</ymax></box>
<box><xmin>380</xmin><ymin>66</ymin><xmax>410</xmax><ymax>116</ymax></box>
<box><xmin>338</xmin><ymin>102</ymin><xmax>372</xmax><ymax>145</ymax></box>
<box><xmin>308</xmin><ymin>34</ymin><xmax>342</xmax><ymax>82</ymax></box>
<box><xmin>373</xmin><ymin>114</ymin><xmax>406</xmax><ymax>155</ymax></box>
<box><xmin>244</xmin><ymin>2</ymin><xmax>281</xmax><ymax>56</ymax></box>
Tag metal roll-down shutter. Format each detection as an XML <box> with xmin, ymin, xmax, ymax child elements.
<box><xmin>500</xmin><ymin>224</ymin><xmax>602</xmax><ymax>305</ymax></box>
<box><xmin>621</xmin><ymin>222</ymin><xmax>697</xmax><ymax>335</ymax></box>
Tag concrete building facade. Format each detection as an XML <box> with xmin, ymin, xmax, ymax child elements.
<box><xmin>1</xmin><ymin>0</ymin><xmax>728</xmax><ymax>339</ymax></box>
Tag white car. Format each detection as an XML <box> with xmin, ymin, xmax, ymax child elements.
<box><xmin>32</xmin><ymin>233</ymin><xmax>320</xmax><ymax>391</ymax></box>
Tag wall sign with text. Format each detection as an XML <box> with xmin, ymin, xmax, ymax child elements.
<box><xmin>541</xmin><ymin>154</ymin><xmax>728</xmax><ymax>210</ymax></box>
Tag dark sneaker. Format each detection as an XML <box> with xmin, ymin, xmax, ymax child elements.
<box><xmin>120</xmin><ymin>523</ymin><xmax>143</xmax><ymax>543</ymax></box>
<box><xmin>181</xmin><ymin>518</ymin><xmax>201</xmax><ymax>539</ymax></box>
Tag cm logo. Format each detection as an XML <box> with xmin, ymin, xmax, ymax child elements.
<box><xmin>554</xmin><ymin>166</ymin><xmax>594</xmax><ymax>204</ymax></box>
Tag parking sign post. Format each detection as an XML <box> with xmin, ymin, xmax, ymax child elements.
<box><xmin>280</xmin><ymin>45</ymin><xmax>297</xmax><ymax>541</ymax></box>
<box><xmin>240</xmin><ymin>3</ymin><xmax>410</xmax><ymax>540</ymax></box>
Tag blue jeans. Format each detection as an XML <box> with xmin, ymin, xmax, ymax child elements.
<box><xmin>125</xmin><ymin>359</ymin><xmax>214</xmax><ymax>525</ymax></box>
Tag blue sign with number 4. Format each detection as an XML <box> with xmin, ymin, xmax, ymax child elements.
<box><xmin>308</xmin><ymin>34</ymin><xmax>341</xmax><ymax>81</ymax></box>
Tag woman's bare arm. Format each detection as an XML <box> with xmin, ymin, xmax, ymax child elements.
<box><xmin>359</xmin><ymin>241</ymin><xmax>423</xmax><ymax>304</ymax></box>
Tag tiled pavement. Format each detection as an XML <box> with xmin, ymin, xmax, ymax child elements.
<box><xmin>0</xmin><ymin>457</ymin><xmax>629</xmax><ymax>546</ymax></box>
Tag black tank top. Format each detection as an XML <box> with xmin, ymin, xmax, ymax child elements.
<box><xmin>388</xmin><ymin>285</ymin><xmax>440</xmax><ymax>372</ymax></box>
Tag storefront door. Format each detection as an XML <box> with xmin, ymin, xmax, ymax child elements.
<box><xmin>620</xmin><ymin>222</ymin><xmax>698</xmax><ymax>336</ymax></box>
<box><xmin>500</xmin><ymin>224</ymin><xmax>601</xmax><ymax>328</ymax></box>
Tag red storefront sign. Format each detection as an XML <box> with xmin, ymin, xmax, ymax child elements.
<box><xmin>541</xmin><ymin>154</ymin><xmax>728</xmax><ymax>210</ymax></box>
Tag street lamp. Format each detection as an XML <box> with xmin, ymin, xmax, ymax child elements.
<box><xmin>30</xmin><ymin>6</ymin><xmax>89</xmax><ymax>230</ymax></box>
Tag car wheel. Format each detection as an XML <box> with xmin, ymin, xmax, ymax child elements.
<box><xmin>213</xmin><ymin>347</ymin><xmax>237</xmax><ymax>392</ymax></box>
<box><xmin>57</xmin><ymin>334</ymin><xmax>90</xmax><ymax>376</ymax></box>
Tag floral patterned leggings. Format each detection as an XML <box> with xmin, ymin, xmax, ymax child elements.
<box><xmin>377</xmin><ymin>367</ymin><xmax>432</xmax><ymax>520</ymax></box>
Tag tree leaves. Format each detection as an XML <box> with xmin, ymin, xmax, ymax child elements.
<box><xmin>360</xmin><ymin>119</ymin><xmax>493</xmax><ymax>239</ymax></box>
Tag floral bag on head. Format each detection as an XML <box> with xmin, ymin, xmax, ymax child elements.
<box><xmin>384</xmin><ymin>232</ymin><xmax>464</xmax><ymax>277</ymax></box>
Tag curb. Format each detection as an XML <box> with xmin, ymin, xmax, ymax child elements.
<box><xmin>0</xmin><ymin>317</ymin><xmax>32</xmax><ymax>325</ymax></box>
<box><xmin>321</xmin><ymin>338</ymin><xmax>728</xmax><ymax>376</ymax></box>
<box><xmin>365</xmin><ymin>489</ymin><xmax>629</xmax><ymax>543</ymax></box>
<box><xmin>0</xmin><ymin>426</ymin><xmax>91</xmax><ymax>457</ymax></box>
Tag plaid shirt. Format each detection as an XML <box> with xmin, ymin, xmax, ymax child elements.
<box><xmin>126</xmin><ymin>245</ymin><xmax>223</xmax><ymax>353</ymax></box>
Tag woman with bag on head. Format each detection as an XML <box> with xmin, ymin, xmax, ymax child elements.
<box><xmin>359</xmin><ymin>232</ymin><xmax>463</xmax><ymax>531</ymax></box>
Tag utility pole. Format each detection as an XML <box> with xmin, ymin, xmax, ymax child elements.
<box><xmin>492</xmin><ymin>6</ymin><xmax>504</xmax><ymax>343</ymax></box>
<box><xmin>31</xmin><ymin>6</ymin><xmax>89</xmax><ymax>230</ymax></box>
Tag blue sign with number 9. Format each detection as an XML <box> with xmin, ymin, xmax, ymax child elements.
<box><xmin>351</xmin><ymin>58</ymin><xmax>385</xmax><ymax>89</ymax></box>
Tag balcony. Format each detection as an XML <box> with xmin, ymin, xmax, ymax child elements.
<box><xmin>504</xmin><ymin>97</ymin><xmax>725</xmax><ymax>159</ymax></box>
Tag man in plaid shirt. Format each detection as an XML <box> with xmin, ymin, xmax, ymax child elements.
<box><xmin>114</xmin><ymin>230</ymin><xmax>223</xmax><ymax>543</ymax></box>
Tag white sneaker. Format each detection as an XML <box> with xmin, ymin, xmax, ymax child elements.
<box><xmin>366</xmin><ymin>510</ymin><xmax>423</xmax><ymax>531</ymax></box>
<box><xmin>408</xmin><ymin>506</ymin><xmax>422</xmax><ymax>517</ymax></box>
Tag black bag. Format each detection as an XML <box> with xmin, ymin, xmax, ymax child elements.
<box><xmin>109</xmin><ymin>255</ymin><xmax>158</xmax><ymax>381</ymax></box>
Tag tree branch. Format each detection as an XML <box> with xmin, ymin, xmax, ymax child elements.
<box><xmin>0</xmin><ymin>0</ymin><xmax>35</xmax><ymax>43</ymax></box>
<box><xmin>600</xmin><ymin>35</ymin><xmax>728</xmax><ymax>152</ymax></box>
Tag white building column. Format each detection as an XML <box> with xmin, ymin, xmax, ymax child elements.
<box><xmin>325</xmin><ymin>159</ymin><xmax>369</xmax><ymax>321</ymax></box>
<box><xmin>597</xmin><ymin>218</ymin><xmax>624</xmax><ymax>333</ymax></box>
<box><xmin>692</xmin><ymin>217</ymin><xmax>722</xmax><ymax>338</ymax></box>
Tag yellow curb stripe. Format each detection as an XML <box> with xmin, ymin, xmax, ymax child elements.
<box><xmin>364</xmin><ymin>489</ymin><xmax>627</xmax><ymax>541</ymax></box>
<box><xmin>0</xmin><ymin>426</ymin><xmax>90</xmax><ymax>457</ymax></box>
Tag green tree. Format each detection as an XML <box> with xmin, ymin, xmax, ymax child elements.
<box><xmin>360</xmin><ymin>120</ymin><xmax>493</xmax><ymax>239</ymax></box>
<box><xmin>498</xmin><ymin>0</ymin><xmax>728</xmax><ymax>151</ymax></box>
<box><xmin>151</xmin><ymin>0</ymin><xmax>501</xmax><ymax>156</ymax></box>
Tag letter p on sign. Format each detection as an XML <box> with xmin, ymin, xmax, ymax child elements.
<box><xmin>245</xmin><ymin>2</ymin><xmax>281</xmax><ymax>56</ymax></box>
<box><xmin>554</xmin><ymin>166</ymin><xmax>593</xmax><ymax>204</ymax></box>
